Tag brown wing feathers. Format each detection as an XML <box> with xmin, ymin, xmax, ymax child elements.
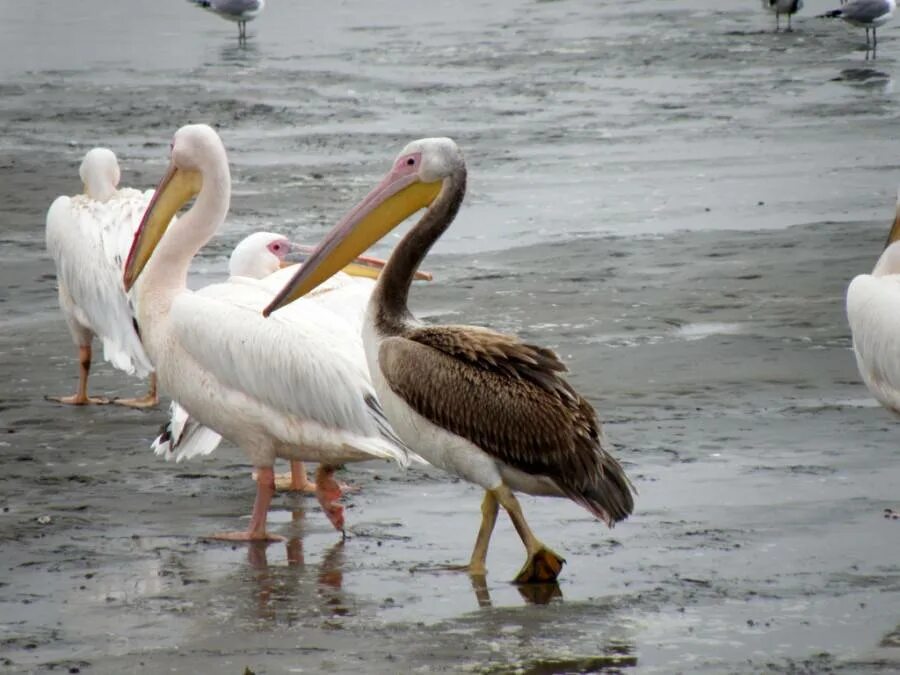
<box><xmin>379</xmin><ymin>325</ymin><xmax>635</xmax><ymax>525</ymax></box>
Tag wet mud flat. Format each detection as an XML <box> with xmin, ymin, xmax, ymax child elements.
<box><xmin>2</xmin><ymin>0</ymin><xmax>900</xmax><ymax>672</ymax></box>
<box><xmin>2</xmin><ymin>220</ymin><xmax>899</xmax><ymax>674</ymax></box>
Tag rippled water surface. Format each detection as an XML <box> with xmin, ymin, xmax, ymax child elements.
<box><xmin>1</xmin><ymin>1</ymin><xmax>899</xmax><ymax>673</ymax></box>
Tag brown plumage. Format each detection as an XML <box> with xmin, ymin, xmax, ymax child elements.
<box><xmin>378</xmin><ymin>324</ymin><xmax>635</xmax><ymax>525</ymax></box>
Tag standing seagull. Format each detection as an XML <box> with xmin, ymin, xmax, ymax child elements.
<box><xmin>265</xmin><ymin>138</ymin><xmax>636</xmax><ymax>583</ymax></box>
<box><xmin>820</xmin><ymin>0</ymin><xmax>896</xmax><ymax>50</ymax></box>
<box><xmin>45</xmin><ymin>148</ymin><xmax>159</xmax><ymax>408</ymax></box>
<box><xmin>762</xmin><ymin>0</ymin><xmax>804</xmax><ymax>32</ymax></box>
<box><xmin>190</xmin><ymin>0</ymin><xmax>265</xmax><ymax>41</ymax></box>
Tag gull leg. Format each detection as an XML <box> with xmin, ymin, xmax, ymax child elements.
<box><xmin>211</xmin><ymin>467</ymin><xmax>285</xmax><ymax>542</ymax></box>
<box><xmin>113</xmin><ymin>372</ymin><xmax>159</xmax><ymax>409</ymax></box>
<box><xmin>776</xmin><ymin>13</ymin><xmax>780</xmax><ymax>32</ymax></box>
<box><xmin>315</xmin><ymin>465</ymin><xmax>345</xmax><ymax>533</ymax></box>
<box><xmin>494</xmin><ymin>485</ymin><xmax>566</xmax><ymax>584</ymax></box>
<box><xmin>46</xmin><ymin>345</ymin><xmax>110</xmax><ymax>405</ymax></box>
<box><xmin>786</xmin><ymin>14</ymin><xmax>792</xmax><ymax>32</ymax></box>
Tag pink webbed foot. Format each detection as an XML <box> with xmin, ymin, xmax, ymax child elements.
<box><xmin>111</xmin><ymin>393</ymin><xmax>159</xmax><ymax>409</ymax></box>
<box><xmin>45</xmin><ymin>394</ymin><xmax>110</xmax><ymax>406</ymax></box>
<box><xmin>208</xmin><ymin>467</ymin><xmax>284</xmax><ymax>542</ymax></box>
<box><xmin>208</xmin><ymin>531</ymin><xmax>286</xmax><ymax>543</ymax></box>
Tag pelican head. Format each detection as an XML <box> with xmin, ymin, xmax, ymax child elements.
<box><xmin>123</xmin><ymin>124</ymin><xmax>229</xmax><ymax>291</ymax></box>
<box><xmin>79</xmin><ymin>148</ymin><xmax>121</xmax><ymax>203</ymax></box>
<box><xmin>264</xmin><ymin>137</ymin><xmax>462</xmax><ymax>315</ymax></box>
<box><xmin>229</xmin><ymin>232</ymin><xmax>291</xmax><ymax>278</ymax></box>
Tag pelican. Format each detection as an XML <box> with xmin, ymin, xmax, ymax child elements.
<box><xmin>820</xmin><ymin>0</ymin><xmax>896</xmax><ymax>50</ymax></box>
<box><xmin>154</xmin><ymin>231</ymin><xmax>431</xmax><ymax>494</ymax></box>
<box><xmin>847</xmin><ymin>191</ymin><xmax>900</xmax><ymax>413</ymax></box>
<box><xmin>762</xmin><ymin>0</ymin><xmax>803</xmax><ymax>31</ymax></box>
<box><xmin>124</xmin><ymin>124</ymin><xmax>410</xmax><ymax>540</ymax></box>
<box><xmin>265</xmin><ymin>138</ymin><xmax>636</xmax><ymax>583</ymax></box>
<box><xmin>45</xmin><ymin>147</ymin><xmax>160</xmax><ymax>408</ymax></box>
<box><xmin>190</xmin><ymin>0</ymin><xmax>265</xmax><ymax>41</ymax></box>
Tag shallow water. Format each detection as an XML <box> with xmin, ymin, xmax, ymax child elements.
<box><xmin>1</xmin><ymin>0</ymin><xmax>899</xmax><ymax>673</ymax></box>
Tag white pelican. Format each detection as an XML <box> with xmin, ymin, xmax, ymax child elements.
<box><xmin>762</xmin><ymin>0</ymin><xmax>803</xmax><ymax>31</ymax></box>
<box><xmin>45</xmin><ymin>147</ymin><xmax>159</xmax><ymax>408</ymax></box>
<box><xmin>847</xmin><ymin>194</ymin><xmax>900</xmax><ymax>413</ymax></box>
<box><xmin>265</xmin><ymin>138</ymin><xmax>636</xmax><ymax>583</ymax></box>
<box><xmin>820</xmin><ymin>0</ymin><xmax>896</xmax><ymax>49</ymax></box>
<box><xmin>190</xmin><ymin>0</ymin><xmax>265</xmax><ymax>41</ymax></box>
<box><xmin>154</xmin><ymin>231</ymin><xmax>430</xmax><ymax>493</ymax></box>
<box><xmin>123</xmin><ymin>124</ymin><xmax>411</xmax><ymax>541</ymax></box>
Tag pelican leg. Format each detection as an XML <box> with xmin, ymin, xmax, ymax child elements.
<box><xmin>786</xmin><ymin>14</ymin><xmax>792</xmax><ymax>32</ymax></box>
<box><xmin>468</xmin><ymin>490</ymin><xmax>500</xmax><ymax>576</ymax></box>
<box><xmin>112</xmin><ymin>372</ymin><xmax>159</xmax><ymax>409</ymax></box>
<box><xmin>211</xmin><ymin>467</ymin><xmax>285</xmax><ymax>542</ymax></box>
<box><xmin>273</xmin><ymin>461</ymin><xmax>318</xmax><ymax>493</ymax></box>
<box><xmin>494</xmin><ymin>485</ymin><xmax>566</xmax><ymax>584</ymax></box>
<box><xmin>315</xmin><ymin>465</ymin><xmax>346</xmax><ymax>533</ymax></box>
<box><xmin>46</xmin><ymin>345</ymin><xmax>110</xmax><ymax>405</ymax></box>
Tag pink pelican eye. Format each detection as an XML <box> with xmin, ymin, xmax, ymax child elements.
<box><xmin>396</xmin><ymin>152</ymin><xmax>421</xmax><ymax>172</ymax></box>
<box><xmin>267</xmin><ymin>240</ymin><xmax>288</xmax><ymax>256</ymax></box>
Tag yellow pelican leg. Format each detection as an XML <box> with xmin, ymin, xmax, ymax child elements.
<box><xmin>468</xmin><ymin>490</ymin><xmax>499</xmax><ymax>576</ymax></box>
<box><xmin>113</xmin><ymin>372</ymin><xmax>159</xmax><ymax>409</ymax></box>
<box><xmin>46</xmin><ymin>344</ymin><xmax>110</xmax><ymax>405</ymax></box>
<box><xmin>494</xmin><ymin>484</ymin><xmax>566</xmax><ymax>584</ymax></box>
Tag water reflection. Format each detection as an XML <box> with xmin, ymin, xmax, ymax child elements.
<box><xmin>243</xmin><ymin>512</ymin><xmax>350</xmax><ymax>622</ymax></box>
<box><xmin>468</xmin><ymin>574</ymin><xmax>563</xmax><ymax>608</ymax></box>
<box><xmin>217</xmin><ymin>40</ymin><xmax>261</xmax><ymax>66</ymax></box>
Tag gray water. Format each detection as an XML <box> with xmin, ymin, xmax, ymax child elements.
<box><xmin>1</xmin><ymin>1</ymin><xmax>899</xmax><ymax>673</ymax></box>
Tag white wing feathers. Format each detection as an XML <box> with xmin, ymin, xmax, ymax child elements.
<box><xmin>169</xmin><ymin>290</ymin><xmax>409</xmax><ymax>465</ymax></box>
<box><xmin>153</xmin><ymin>401</ymin><xmax>224</xmax><ymax>462</ymax></box>
<box><xmin>847</xmin><ymin>273</ymin><xmax>900</xmax><ymax>413</ymax></box>
<box><xmin>46</xmin><ymin>189</ymin><xmax>154</xmax><ymax>377</ymax></box>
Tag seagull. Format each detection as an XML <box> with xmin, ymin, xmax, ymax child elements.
<box><xmin>762</xmin><ymin>0</ymin><xmax>804</xmax><ymax>32</ymax></box>
<box><xmin>190</xmin><ymin>0</ymin><xmax>265</xmax><ymax>41</ymax></box>
<box><xmin>820</xmin><ymin>0</ymin><xmax>896</xmax><ymax>50</ymax></box>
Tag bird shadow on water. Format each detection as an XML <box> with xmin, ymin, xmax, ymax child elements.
<box><xmin>831</xmin><ymin>65</ymin><xmax>892</xmax><ymax>90</ymax></box>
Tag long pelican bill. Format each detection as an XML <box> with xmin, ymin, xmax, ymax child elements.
<box><xmin>886</xmin><ymin>210</ymin><xmax>900</xmax><ymax>250</ymax></box>
<box><xmin>123</xmin><ymin>164</ymin><xmax>201</xmax><ymax>291</ymax></box>
<box><xmin>263</xmin><ymin>171</ymin><xmax>441</xmax><ymax>316</ymax></box>
<box><xmin>282</xmin><ymin>244</ymin><xmax>433</xmax><ymax>281</ymax></box>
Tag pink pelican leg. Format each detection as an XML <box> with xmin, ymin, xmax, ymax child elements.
<box><xmin>211</xmin><ymin>467</ymin><xmax>286</xmax><ymax>542</ymax></box>
<box><xmin>47</xmin><ymin>345</ymin><xmax>110</xmax><ymax>405</ymax></box>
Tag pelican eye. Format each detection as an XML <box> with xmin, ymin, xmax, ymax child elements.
<box><xmin>406</xmin><ymin>157</ymin><xmax>415</xmax><ymax>166</ymax></box>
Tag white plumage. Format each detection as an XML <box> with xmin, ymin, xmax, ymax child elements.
<box><xmin>847</xmin><ymin>239</ymin><xmax>900</xmax><ymax>414</ymax></box>
<box><xmin>126</xmin><ymin>124</ymin><xmax>408</xmax><ymax>539</ymax></box>
<box><xmin>45</xmin><ymin>148</ymin><xmax>156</xmax><ymax>405</ymax></box>
<box><xmin>153</xmin><ymin>232</ymin><xmax>377</xmax><ymax>465</ymax></box>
